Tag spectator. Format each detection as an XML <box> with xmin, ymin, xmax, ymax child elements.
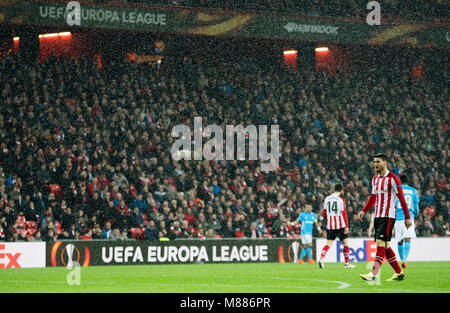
<box><xmin>255</xmin><ymin>217</ymin><xmax>266</xmax><ymax>237</ymax></box>
<box><xmin>245</xmin><ymin>222</ymin><xmax>258</xmax><ymax>239</ymax></box>
<box><xmin>421</xmin><ymin>190</ymin><xmax>436</xmax><ymax>207</ymax></box>
<box><xmin>31</xmin><ymin>230</ymin><xmax>43</xmax><ymax>242</ymax></box>
<box><xmin>132</xmin><ymin>194</ymin><xmax>149</xmax><ymax>213</ymax></box>
<box><xmin>184</xmin><ymin>207</ymin><xmax>196</xmax><ymax>226</ymax></box>
<box><xmin>433</xmin><ymin>215</ymin><xmax>448</xmax><ymax>237</ymax></box>
<box><xmin>350</xmin><ymin>214</ymin><xmax>363</xmax><ymax>237</ymax></box>
<box><xmin>205</xmin><ymin>227</ymin><xmax>215</xmax><ymax>239</ymax></box>
<box><xmin>153</xmin><ymin>186</ymin><xmax>167</xmax><ymax>205</ymax></box>
<box><xmin>145</xmin><ymin>220</ymin><xmax>159</xmax><ymax>241</ymax></box>
<box><xmin>45</xmin><ymin>229</ymin><xmax>56</xmax><ymax>242</ymax></box>
<box><xmin>208</xmin><ymin>214</ymin><xmax>222</xmax><ymax>234</ymax></box>
<box><xmin>68</xmin><ymin>224</ymin><xmax>77</xmax><ymax>239</ymax></box>
<box><xmin>102</xmin><ymin>222</ymin><xmax>113</xmax><ymax>239</ymax></box>
<box><xmin>0</xmin><ymin>46</ymin><xmax>447</xmax><ymax>242</ymax></box>
<box><xmin>92</xmin><ymin>226</ymin><xmax>104</xmax><ymax>239</ymax></box>
<box><xmin>61</xmin><ymin>208</ymin><xmax>76</xmax><ymax>232</ymax></box>
<box><xmin>109</xmin><ymin>228</ymin><xmax>122</xmax><ymax>240</ymax></box>
<box><xmin>221</xmin><ymin>221</ymin><xmax>235</xmax><ymax>238</ymax></box>
<box><xmin>120</xmin><ymin>229</ymin><xmax>131</xmax><ymax>241</ymax></box>
<box><xmin>130</xmin><ymin>207</ymin><xmax>144</xmax><ymax>228</ymax></box>
<box><xmin>58</xmin><ymin>230</ymin><xmax>71</xmax><ymax>240</ymax></box>
<box><xmin>81</xmin><ymin>229</ymin><xmax>93</xmax><ymax>240</ymax></box>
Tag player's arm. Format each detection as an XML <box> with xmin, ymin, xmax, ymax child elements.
<box><xmin>413</xmin><ymin>189</ymin><xmax>420</xmax><ymax>219</ymax></box>
<box><xmin>321</xmin><ymin>201</ymin><xmax>328</xmax><ymax>219</ymax></box>
<box><xmin>358</xmin><ymin>194</ymin><xmax>376</xmax><ymax>221</ymax></box>
<box><xmin>393</xmin><ymin>178</ymin><xmax>411</xmax><ymax>220</ymax></box>
<box><xmin>342</xmin><ymin>200</ymin><xmax>349</xmax><ymax>234</ymax></box>
<box><xmin>367</xmin><ymin>216</ymin><xmax>374</xmax><ymax>237</ymax></box>
<box><xmin>314</xmin><ymin>218</ymin><xmax>322</xmax><ymax>233</ymax></box>
<box><xmin>293</xmin><ymin>214</ymin><xmax>302</xmax><ymax>226</ymax></box>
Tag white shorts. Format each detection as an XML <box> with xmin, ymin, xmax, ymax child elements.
<box><xmin>301</xmin><ymin>234</ymin><xmax>312</xmax><ymax>245</ymax></box>
<box><xmin>394</xmin><ymin>220</ymin><xmax>416</xmax><ymax>242</ymax></box>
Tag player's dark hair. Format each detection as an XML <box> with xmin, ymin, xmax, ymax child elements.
<box><xmin>400</xmin><ymin>175</ymin><xmax>408</xmax><ymax>185</ymax></box>
<box><xmin>374</xmin><ymin>153</ymin><xmax>387</xmax><ymax>161</ymax></box>
<box><xmin>334</xmin><ymin>184</ymin><xmax>343</xmax><ymax>192</ymax></box>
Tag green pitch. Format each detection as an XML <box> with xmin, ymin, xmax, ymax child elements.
<box><xmin>1</xmin><ymin>262</ymin><xmax>449</xmax><ymax>293</ymax></box>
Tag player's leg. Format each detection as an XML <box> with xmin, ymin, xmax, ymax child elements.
<box><xmin>299</xmin><ymin>245</ymin><xmax>307</xmax><ymax>264</ymax></box>
<box><xmin>394</xmin><ymin>220</ymin><xmax>406</xmax><ymax>265</ymax></box>
<box><xmin>383</xmin><ymin>219</ymin><xmax>405</xmax><ymax>281</ymax></box>
<box><xmin>402</xmin><ymin>238</ymin><xmax>411</xmax><ymax>268</ymax></box>
<box><xmin>361</xmin><ymin>218</ymin><xmax>387</xmax><ymax>281</ymax></box>
<box><xmin>397</xmin><ymin>239</ymin><xmax>404</xmax><ymax>262</ymax></box>
<box><xmin>299</xmin><ymin>237</ymin><xmax>308</xmax><ymax>264</ymax></box>
<box><xmin>319</xmin><ymin>239</ymin><xmax>333</xmax><ymax>268</ymax></box>
<box><xmin>342</xmin><ymin>237</ymin><xmax>355</xmax><ymax>268</ymax></box>
<box><xmin>402</xmin><ymin>222</ymin><xmax>416</xmax><ymax>267</ymax></box>
<box><xmin>385</xmin><ymin>243</ymin><xmax>405</xmax><ymax>280</ymax></box>
<box><xmin>307</xmin><ymin>242</ymin><xmax>315</xmax><ymax>264</ymax></box>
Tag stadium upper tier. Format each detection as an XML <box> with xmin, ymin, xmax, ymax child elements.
<box><xmin>89</xmin><ymin>0</ymin><xmax>449</xmax><ymax>22</ymax></box>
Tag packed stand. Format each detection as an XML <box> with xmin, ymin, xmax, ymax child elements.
<box><xmin>0</xmin><ymin>49</ymin><xmax>448</xmax><ymax>242</ymax></box>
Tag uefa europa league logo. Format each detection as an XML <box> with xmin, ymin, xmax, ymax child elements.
<box><xmin>291</xmin><ymin>241</ymin><xmax>300</xmax><ymax>263</ymax></box>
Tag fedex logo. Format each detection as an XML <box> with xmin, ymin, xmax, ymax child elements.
<box><xmin>337</xmin><ymin>240</ymin><xmax>377</xmax><ymax>262</ymax></box>
<box><xmin>0</xmin><ymin>244</ymin><xmax>21</xmax><ymax>268</ymax></box>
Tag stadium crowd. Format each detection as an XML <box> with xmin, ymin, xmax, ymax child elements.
<box><xmin>0</xmin><ymin>48</ymin><xmax>448</xmax><ymax>242</ymax></box>
<box><xmin>96</xmin><ymin>0</ymin><xmax>449</xmax><ymax>22</ymax></box>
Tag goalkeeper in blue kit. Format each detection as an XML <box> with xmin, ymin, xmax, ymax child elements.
<box><xmin>295</xmin><ymin>204</ymin><xmax>322</xmax><ymax>264</ymax></box>
<box><xmin>394</xmin><ymin>175</ymin><xmax>419</xmax><ymax>268</ymax></box>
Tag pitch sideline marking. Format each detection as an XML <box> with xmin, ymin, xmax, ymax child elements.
<box><xmin>271</xmin><ymin>277</ymin><xmax>351</xmax><ymax>289</ymax></box>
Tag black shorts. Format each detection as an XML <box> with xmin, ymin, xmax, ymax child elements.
<box><xmin>326</xmin><ymin>228</ymin><xmax>348</xmax><ymax>241</ymax></box>
<box><xmin>374</xmin><ymin>217</ymin><xmax>396</xmax><ymax>242</ymax></box>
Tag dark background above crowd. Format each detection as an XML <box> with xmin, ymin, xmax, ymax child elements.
<box><xmin>89</xmin><ymin>0</ymin><xmax>450</xmax><ymax>22</ymax></box>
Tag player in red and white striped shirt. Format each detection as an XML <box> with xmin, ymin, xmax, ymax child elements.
<box><xmin>319</xmin><ymin>184</ymin><xmax>355</xmax><ymax>269</ymax></box>
<box><xmin>358</xmin><ymin>153</ymin><xmax>412</xmax><ymax>282</ymax></box>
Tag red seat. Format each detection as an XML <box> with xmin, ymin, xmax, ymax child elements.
<box><xmin>214</xmin><ymin>234</ymin><xmax>222</xmax><ymax>239</ymax></box>
<box><xmin>26</xmin><ymin>221</ymin><xmax>38</xmax><ymax>230</ymax></box>
<box><xmin>27</xmin><ymin>228</ymin><xmax>37</xmax><ymax>236</ymax></box>
<box><xmin>49</xmin><ymin>184</ymin><xmax>62</xmax><ymax>197</ymax></box>
<box><xmin>129</xmin><ymin>227</ymin><xmax>144</xmax><ymax>239</ymax></box>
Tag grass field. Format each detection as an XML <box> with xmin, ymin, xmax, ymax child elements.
<box><xmin>1</xmin><ymin>261</ymin><xmax>449</xmax><ymax>293</ymax></box>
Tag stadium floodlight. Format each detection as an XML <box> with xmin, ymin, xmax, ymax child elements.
<box><xmin>39</xmin><ymin>32</ymin><xmax>72</xmax><ymax>38</ymax></box>
<box><xmin>283</xmin><ymin>50</ymin><xmax>297</xmax><ymax>55</ymax></box>
<box><xmin>39</xmin><ymin>33</ymin><xmax>58</xmax><ymax>38</ymax></box>
<box><xmin>315</xmin><ymin>47</ymin><xmax>329</xmax><ymax>52</ymax></box>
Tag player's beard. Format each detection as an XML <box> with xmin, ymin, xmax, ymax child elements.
<box><xmin>375</xmin><ymin>165</ymin><xmax>385</xmax><ymax>175</ymax></box>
